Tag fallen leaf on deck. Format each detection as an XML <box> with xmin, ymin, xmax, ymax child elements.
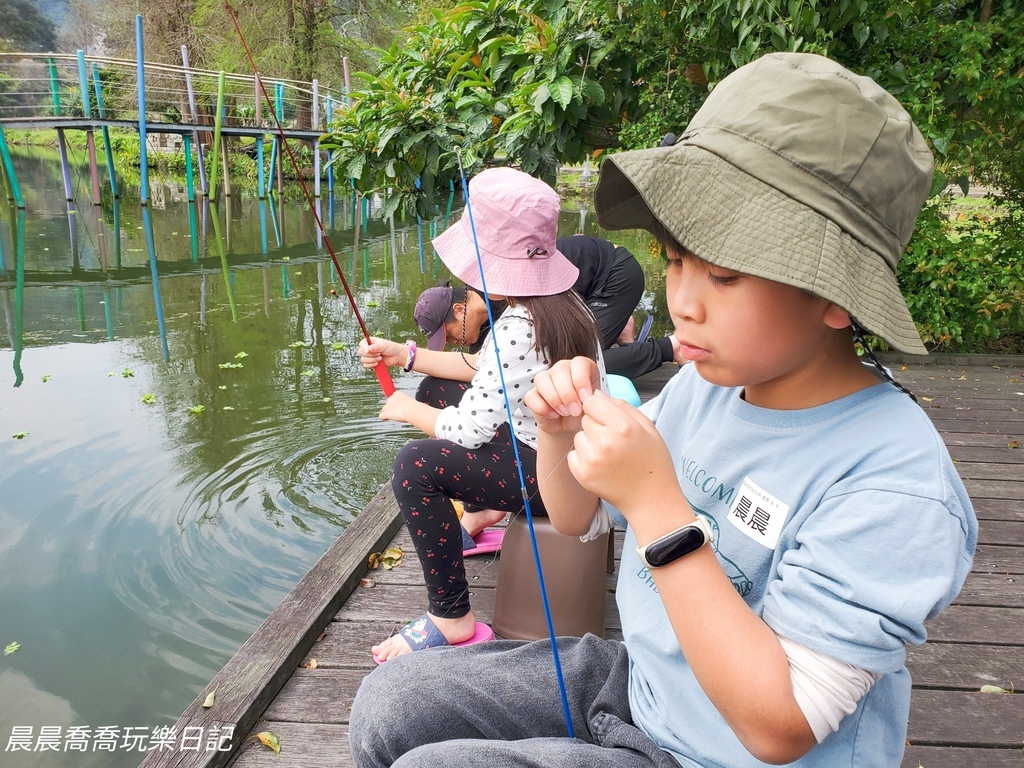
<box><xmin>248</xmin><ymin>731</ymin><xmax>281</xmax><ymax>755</ymax></box>
<box><xmin>301</xmin><ymin>658</ymin><xmax>318</xmax><ymax>669</ymax></box>
<box><xmin>202</xmin><ymin>687</ymin><xmax>216</xmax><ymax>708</ymax></box>
<box><xmin>980</xmin><ymin>684</ymin><xmax>1013</xmax><ymax>694</ymax></box>
<box><xmin>368</xmin><ymin>546</ymin><xmax>404</xmax><ymax>570</ymax></box>
<box><xmin>1008</xmin><ymin>441</ymin><xmax>1020</xmax><ymax>449</ymax></box>
<box><xmin>360</xmin><ymin>578</ymin><xmax>376</xmax><ymax>588</ymax></box>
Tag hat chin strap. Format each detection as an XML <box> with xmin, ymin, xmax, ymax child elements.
<box><xmin>850</xmin><ymin>321</ymin><xmax>917</xmax><ymax>402</ymax></box>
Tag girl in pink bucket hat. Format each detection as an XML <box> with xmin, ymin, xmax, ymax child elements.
<box><xmin>358</xmin><ymin>167</ymin><xmax>605</xmax><ymax>663</ymax></box>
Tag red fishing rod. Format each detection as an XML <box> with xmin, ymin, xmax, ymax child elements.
<box><xmin>224</xmin><ymin>0</ymin><xmax>395</xmax><ymax>397</ymax></box>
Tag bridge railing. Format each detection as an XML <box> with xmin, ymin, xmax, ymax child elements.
<box><xmin>0</xmin><ymin>52</ymin><xmax>349</xmax><ymax>132</ymax></box>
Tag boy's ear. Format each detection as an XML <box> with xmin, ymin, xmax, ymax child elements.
<box><xmin>823</xmin><ymin>303</ymin><xmax>852</xmax><ymax>330</ymax></box>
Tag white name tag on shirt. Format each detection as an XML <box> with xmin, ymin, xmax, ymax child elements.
<box><xmin>728</xmin><ymin>476</ymin><xmax>788</xmax><ymax>550</ymax></box>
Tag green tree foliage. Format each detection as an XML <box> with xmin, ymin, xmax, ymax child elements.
<box><xmin>0</xmin><ymin>0</ymin><xmax>58</xmax><ymax>51</ymax></box>
<box><xmin>321</xmin><ymin>0</ymin><xmax>636</xmax><ymax>218</ymax></box>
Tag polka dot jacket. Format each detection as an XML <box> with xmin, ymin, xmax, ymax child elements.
<box><xmin>434</xmin><ymin>306</ymin><xmax>546</xmax><ymax>450</ymax></box>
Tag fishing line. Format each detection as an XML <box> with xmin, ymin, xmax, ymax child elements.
<box><xmin>224</xmin><ymin>0</ymin><xmax>394</xmax><ymax>397</ymax></box>
<box><xmin>456</xmin><ymin>151</ymin><xmax>576</xmax><ymax>739</ymax></box>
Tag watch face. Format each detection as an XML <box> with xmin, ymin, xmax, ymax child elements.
<box><xmin>645</xmin><ymin>525</ymin><xmax>707</xmax><ymax>567</ymax></box>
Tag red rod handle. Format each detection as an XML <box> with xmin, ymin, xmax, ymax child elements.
<box><xmin>374</xmin><ymin>362</ymin><xmax>396</xmax><ymax>397</ymax></box>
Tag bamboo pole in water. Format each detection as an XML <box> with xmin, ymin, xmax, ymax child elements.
<box><xmin>209</xmin><ymin>71</ymin><xmax>226</xmax><ymax>204</ymax></box>
<box><xmin>90</xmin><ymin>63</ymin><xmax>120</xmax><ymax>199</ymax></box>
<box><xmin>75</xmin><ymin>50</ymin><xmax>102</xmax><ymax>205</ymax></box>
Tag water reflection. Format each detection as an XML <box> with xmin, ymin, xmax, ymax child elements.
<box><xmin>0</xmin><ymin>149</ymin><xmax>666</xmax><ymax>767</ymax></box>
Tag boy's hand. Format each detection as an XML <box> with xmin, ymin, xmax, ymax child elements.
<box><xmin>568</xmin><ymin>390</ymin><xmax>677</xmax><ymax>516</ymax></box>
<box><xmin>525</xmin><ymin>357</ymin><xmax>601</xmax><ymax>435</ymax></box>
<box><xmin>358</xmin><ymin>337</ymin><xmax>407</xmax><ymax>369</ymax></box>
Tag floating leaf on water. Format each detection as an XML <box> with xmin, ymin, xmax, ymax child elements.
<box><xmin>331</xmin><ymin>342</ymin><xmax>346</xmax><ymax>350</ymax></box>
<box><xmin>4</xmin><ymin>641</ymin><xmax>19</xmax><ymax>655</ymax></box>
<box><xmin>322</xmin><ymin>397</ymin><xmax>332</xmax><ymax>403</ymax></box>
<box><xmin>222</xmin><ymin>406</ymin><xmax>235</xmax><ymax>411</ymax></box>
<box><xmin>294</xmin><ymin>272</ymin><xmax>301</xmax><ymax>276</ymax></box>
<box><xmin>121</xmin><ymin>368</ymin><xmax>135</xmax><ymax>378</ymax></box>
<box><xmin>108</xmin><ymin>372</ymin><xmax>116</xmax><ymax>377</ymax></box>
<box><xmin>41</xmin><ymin>374</ymin><xmax>52</xmax><ymax>382</ymax></box>
<box><xmin>281</xmin><ymin>256</ymin><xmax>290</xmax><ymax>261</ymax></box>
<box><xmin>234</xmin><ymin>351</ymin><xmax>249</xmax><ymax>359</ymax></box>
<box><xmin>202</xmin><ymin>687</ymin><xmax>216</xmax><ymax>708</ymax></box>
<box><xmin>12</xmin><ymin>432</ymin><xmax>28</xmax><ymax>440</ymax></box>
<box><xmin>288</xmin><ymin>341</ymin><xmax>310</xmax><ymax>348</ymax></box>
<box><xmin>367</xmin><ymin>300</ymin><xmax>378</xmax><ymax>308</ymax></box>
<box><xmin>980</xmin><ymin>684</ymin><xmax>1013</xmax><ymax>694</ymax></box>
<box><xmin>250</xmin><ymin>731</ymin><xmax>280</xmax><ymax>755</ymax></box>
<box><xmin>218</xmin><ymin>362</ymin><xmax>244</xmax><ymax>369</ymax></box>
<box><xmin>188</xmin><ymin>405</ymin><xmax>206</xmax><ymax>415</ymax></box>
<box><xmin>218</xmin><ymin>385</ymin><xmax>228</xmax><ymax>391</ymax></box>
<box><xmin>301</xmin><ymin>369</ymin><xmax>316</xmax><ymax>377</ymax></box>
<box><xmin>142</xmin><ymin>394</ymin><xmax>156</xmax><ymax>404</ymax></box>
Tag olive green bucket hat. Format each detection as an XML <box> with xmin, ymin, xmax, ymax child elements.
<box><xmin>595</xmin><ymin>52</ymin><xmax>933</xmax><ymax>354</ymax></box>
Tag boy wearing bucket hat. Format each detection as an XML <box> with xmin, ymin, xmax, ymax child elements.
<box><xmin>350</xmin><ymin>54</ymin><xmax>976</xmax><ymax>767</ymax></box>
<box><xmin>357</xmin><ymin>167</ymin><xmax>605</xmax><ymax>663</ymax></box>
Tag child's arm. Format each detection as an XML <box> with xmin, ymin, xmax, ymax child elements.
<box><xmin>560</xmin><ymin>385</ymin><xmax>817</xmax><ymax>763</ymax></box>
<box><xmin>359</xmin><ymin>336</ymin><xmax>478</xmax><ymax>382</ymax></box>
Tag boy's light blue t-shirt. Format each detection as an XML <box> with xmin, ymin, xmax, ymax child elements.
<box><xmin>611</xmin><ymin>366</ymin><xmax>976</xmax><ymax>768</ymax></box>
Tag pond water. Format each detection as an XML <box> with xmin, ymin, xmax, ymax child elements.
<box><xmin>0</xmin><ymin>150</ymin><xmax>664</xmax><ymax>766</ymax></box>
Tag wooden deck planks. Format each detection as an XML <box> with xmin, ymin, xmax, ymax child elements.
<box><xmin>142</xmin><ymin>358</ymin><xmax>1024</xmax><ymax>768</ymax></box>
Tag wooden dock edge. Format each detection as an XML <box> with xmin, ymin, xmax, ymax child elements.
<box><xmin>138</xmin><ymin>485</ymin><xmax>402</xmax><ymax>768</ymax></box>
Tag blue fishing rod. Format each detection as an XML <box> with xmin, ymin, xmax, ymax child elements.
<box><xmin>456</xmin><ymin>153</ymin><xmax>576</xmax><ymax>738</ymax></box>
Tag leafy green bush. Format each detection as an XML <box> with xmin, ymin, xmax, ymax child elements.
<box><xmin>898</xmin><ymin>199</ymin><xmax>1024</xmax><ymax>352</ymax></box>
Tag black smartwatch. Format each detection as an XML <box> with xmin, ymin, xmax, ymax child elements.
<box><xmin>636</xmin><ymin>515</ymin><xmax>714</xmax><ymax>568</ymax></box>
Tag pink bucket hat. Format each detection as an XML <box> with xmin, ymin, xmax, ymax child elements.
<box><xmin>432</xmin><ymin>167</ymin><xmax>579</xmax><ymax>297</ymax></box>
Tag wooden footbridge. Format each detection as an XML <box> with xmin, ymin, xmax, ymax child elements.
<box><xmin>136</xmin><ymin>356</ymin><xmax>1024</xmax><ymax>768</ymax></box>
<box><xmin>0</xmin><ymin>15</ymin><xmax>352</xmax><ymax>210</ymax></box>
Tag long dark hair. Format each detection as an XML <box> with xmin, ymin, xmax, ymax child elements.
<box><xmin>513</xmin><ymin>291</ymin><xmax>601</xmax><ymax>365</ymax></box>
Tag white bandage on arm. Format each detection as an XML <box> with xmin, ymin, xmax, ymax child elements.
<box><xmin>779</xmin><ymin>635</ymin><xmax>882</xmax><ymax>742</ymax></box>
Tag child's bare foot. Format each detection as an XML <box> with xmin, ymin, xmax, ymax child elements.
<box><xmin>461</xmin><ymin>508</ymin><xmax>507</xmax><ymax>537</ymax></box>
<box><xmin>617</xmin><ymin>316</ymin><xmax>636</xmax><ymax>345</ymax></box>
<box><xmin>371</xmin><ymin>612</ymin><xmax>481</xmax><ymax>663</ymax></box>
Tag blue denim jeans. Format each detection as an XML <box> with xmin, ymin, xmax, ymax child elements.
<box><xmin>350</xmin><ymin>634</ymin><xmax>682</xmax><ymax>768</ymax></box>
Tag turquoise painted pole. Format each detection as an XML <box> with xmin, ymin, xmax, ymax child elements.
<box><xmin>136</xmin><ymin>15</ymin><xmax>151</xmax><ymax>206</ymax></box>
<box><xmin>209</xmin><ymin>71</ymin><xmax>226</xmax><ymax>204</ymax></box>
<box><xmin>91</xmin><ymin>63</ymin><xmax>120</xmax><ymax>198</ymax></box>
<box><xmin>259</xmin><ymin>199</ymin><xmax>268</xmax><ymax>255</ymax></box>
<box><xmin>0</xmin><ymin>124</ymin><xmax>25</xmax><ymax>209</ymax></box>
<box><xmin>183</xmin><ymin>135</ymin><xmax>195</xmax><ymax>202</ymax></box>
<box><xmin>76</xmin><ymin>50</ymin><xmax>102</xmax><ymax>205</ymax></box>
<box><xmin>267</xmin><ymin>139</ymin><xmax>277</xmax><ymax>197</ymax></box>
<box><xmin>48</xmin><ymin>58</ymin><xmax>74</xmax><ymax>201</ymax></box>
